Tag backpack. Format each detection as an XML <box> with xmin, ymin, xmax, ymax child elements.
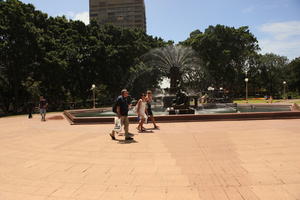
<box><xmin>112</xmin><ymin>103</ymin><xmax>117</xmax><ymax>113</ymax></box>
<box><xmin>112</xmin><ymin>97</ymin><xmax>118</xmax><ymax>113</ymax></box>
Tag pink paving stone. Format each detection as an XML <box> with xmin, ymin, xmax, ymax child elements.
<box><xmin>0</xmin><ymin>113</ymin><xmax>299</xmax><ymax>199</ymax></box>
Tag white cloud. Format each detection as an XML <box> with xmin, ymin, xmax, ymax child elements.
<box><xmin>73</xmin><ymin>11</ymin><xmax>89</xmax><ymax>25</ymax></box>
<box><xmin>259</xmin><ymin>39</ymin><xmax>300</xmax><ymax>60</ymax></box>
<box><xmin>65</xmin><ymin>11</ymin><xmax>76</xmax><ymax>19</ymax></box>
<box><xmin>260</xmin><ymin>21</ymin><xmax>300</xmax><ymax>40</ymax></box>
<box><xmin>58</xmin><ymin>11</ymin><xmax>89</xmax><ymax>25</ymax></box>
<box><xmin>258</xmin><ymin>21</ymin><xmax>300</xmax><ymax>60</ymax></box>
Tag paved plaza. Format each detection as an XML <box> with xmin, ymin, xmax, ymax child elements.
<box><xmin>0</xmin><ymin>113</ymin><xmax>299</xmax><ymax>200</ymax></box>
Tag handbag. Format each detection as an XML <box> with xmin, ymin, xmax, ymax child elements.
<box><xmin>113</xmin><ymin>117</ymin><xmax>122</xmax><ymax>132</ymax></box>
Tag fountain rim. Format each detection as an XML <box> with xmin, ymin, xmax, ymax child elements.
<box><xmin>63</xmin><ymin>103</ymin><xmax>300</xmax><ymax>125</ymax></box>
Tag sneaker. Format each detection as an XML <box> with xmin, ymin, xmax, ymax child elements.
<box><xmin>127</xmin><ymin>133</ymin><xmax>135</xmax><ymax>137</ymax></box>
<box><xmin>125</xmin><ymin>137</ymin><xmax>134</xmax><ymax>141</ymax></box>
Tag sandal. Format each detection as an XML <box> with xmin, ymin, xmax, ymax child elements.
<box><xmin>109</xmin><ymin>133</ymin><xmax>116</xmax><ymax>140</ymax></box>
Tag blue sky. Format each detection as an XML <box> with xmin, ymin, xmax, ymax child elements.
<box><xmin>20</xmin><ymin>0</ymin><xmax>300</xmax><ymax>60</ymax></box>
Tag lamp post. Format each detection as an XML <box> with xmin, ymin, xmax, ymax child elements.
<box><xmin>219</xmin><ymin>87</ymin><xmax>224</xmax><ymax>101</ymax></box>
<box><xmin>220</xmin><ymin>87</ymin><xmax>224</xmax><ymax>96</ymax></box>
<box><xmin>245</xmin><ymin>78</ymin><xmax>249</xmax><ymax>103</ymax></box>
<box><xmin>283</xmin><ymin>81</ymin><xmax>287</xmax><ymax>100</ymax></box>
<box><xmin>91</xmin><ymin>84</ymin><xmax>96</xmax><ymax>108</ymax></box>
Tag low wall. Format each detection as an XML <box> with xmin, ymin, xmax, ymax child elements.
<box><xmin>64</xmin><ymin>104</ymin><xmax>300</xmax><ymax>125</ymax></box>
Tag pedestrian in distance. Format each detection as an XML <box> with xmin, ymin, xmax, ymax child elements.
<box><xmin>39</xmin><ymin>96</ymin><xmax>48</xmax><ymax>121</ymax></box>
<box><xmin>27</xmin><ymin>101</ymin><xmax>35</xmax><ymax>119</ymax></box>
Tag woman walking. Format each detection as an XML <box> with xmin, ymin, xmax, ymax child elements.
<box><xmin>136</xmin><ymin>93</ymin><xmax>148</xmax><ymax>132</ymax></box>
<box><xmin>146</xmin><ymin>90</ymin><xmax>159</xmax><ymax>129</ymax></box>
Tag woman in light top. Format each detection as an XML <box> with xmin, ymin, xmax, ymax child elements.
<box><xmin>136</xmin><ymin>93</ymin><xmax>148</xmax><ymax>132</ymax></box>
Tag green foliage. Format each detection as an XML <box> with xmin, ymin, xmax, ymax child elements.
<box><xmin>0</xmin><ymin>0</ymin><xmax>47</xmax><ymax>112</ymax></box>
<box><xmin>127</xmin><ymin>62</ymin><xmax>163</xmax><ymax>97</ymax></box>
<box><xmin>0</xmin><ymin>0</ymin><xmax>165</xmax><ymax>114</ymax></box>
<box><xmin>1</xmin><ymin>1</ymin><xmax>299</xmax><ymax>114</ymax></box>
<box><xmin>286</xmin><ymin>57</ymin><xmax>300</xmax><ymax>94</ymax></box>
<box><xmin>254</xmin><ymin>53</ymin><xmax>289</xmax><ymax>97</ymax></box>
<box><xmin>182</xmin><ymin>25</ymin><xmax>260</xmax><ymax>96</ymax></box>
<box><xmin>182</xmin><ymin>26</ymin><xmax>299</xmax><ymax>98</ymax></box>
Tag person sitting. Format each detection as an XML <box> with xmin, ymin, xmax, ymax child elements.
<box><xmin>201</xmin><ymin>93</ymin><xmax>208</xmax><ymax>103</ymax></box>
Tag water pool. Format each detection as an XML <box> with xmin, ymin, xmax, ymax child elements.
<box><xmin>73</xmin><ymin>104</ymin><xmax>291</xmax><ymax>117</ymax></box>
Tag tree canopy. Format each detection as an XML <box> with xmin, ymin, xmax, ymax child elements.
<box><xmin>182</xmin><ymin>25</ymin><xmax>260</xmax><ymax>95</ymax></box>
<box><xmin>0</xmin><ymin>0</ymin><xmax>165</xmax><ymax>113</ymax></box>
<box><xmin>1</xmin><ymin>0</ymin><xmax>299</xmax><ymax>115</ymax></box>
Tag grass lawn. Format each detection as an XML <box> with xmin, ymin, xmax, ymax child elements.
<box><xmin>234</xmin><ymin>99</ymin><xmax>300</xmax><ymax>105</ymax></box>
<box><xmin>293</xmin><ymin>100</ymin><xmax>300</xmax><ymax>105</ymax></box>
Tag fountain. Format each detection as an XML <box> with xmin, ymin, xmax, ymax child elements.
<box><xmin>63</xmin><ymin>45</ymin><xmax>300</xmax><ymax>124</ymax></box>
<box><xmin>142</xmin><ymin>45</ymin><xmax>202</xmax><ymax>114</ymax></box>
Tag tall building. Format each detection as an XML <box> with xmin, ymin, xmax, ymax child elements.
<box><xmin>89</xmin><ymin>0</ymin><xmax>146</xmax><ymax>31</ymax></box>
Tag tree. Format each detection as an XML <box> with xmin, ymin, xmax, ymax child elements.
<box><xmin>0</xmin><ymin>0</ymin><xmax>166</xmax><ymax>114</ymax></box>
<box><xmin>286</xmin><ymin>57</ymin><xmax>300</xmax><ymax>95</ymax></box>
<box><xmin>182</xmin><ymin>25</ymin><xmax>259</xmax><ymax>96</ymax></box>
<box><xmin>256</xmin><ymin>53</ymin><xmax>288</xmax><ymax>97</ymax></box>
<box><xmin>0</xmin><ymin>0</ymin><xmax>47</xmax><ymax>113</ymax></box>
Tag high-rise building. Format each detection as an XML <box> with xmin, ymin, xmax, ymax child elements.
<box><xmin>89</xmin><ymin>0</ymin><xmax>146</xmax><ymax>31</ymax></box>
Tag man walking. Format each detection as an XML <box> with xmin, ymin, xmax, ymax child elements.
<box><xmin>110</xmin><ymin>89</ymin><xmax>134</xmax><ymax>140</ymax></box>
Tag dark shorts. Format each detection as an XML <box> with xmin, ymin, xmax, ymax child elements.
<box><xmin>147</xmin><ymin>109</ymin><xmax>153</xmax><ymax>116</ymax></box>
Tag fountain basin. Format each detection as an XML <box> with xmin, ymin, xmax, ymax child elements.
<box><xmin>63</xmin><ymin>103</ymin><xmax>300</xmax><ymax>125</ymax></box>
